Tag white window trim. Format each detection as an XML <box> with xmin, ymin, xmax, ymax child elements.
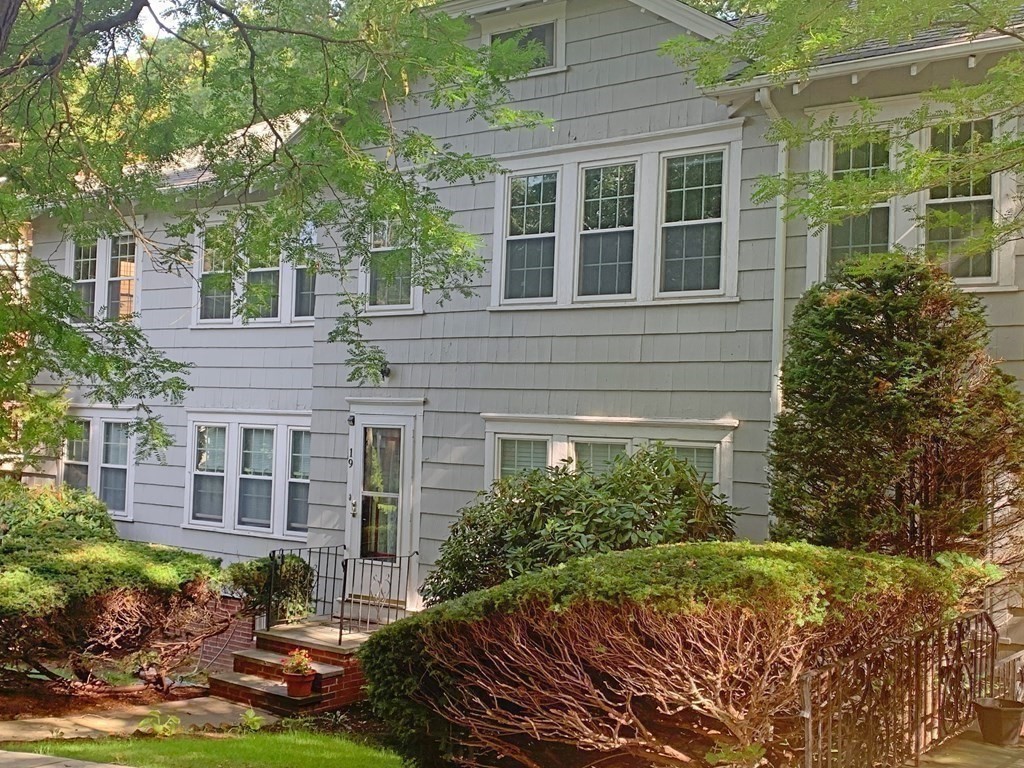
<box><xmin>66</xmin><ymin>230</ymin><xmax>143</xmax><ymax>321</ymax></box>
<box><xmin>490</xmin><ymin>123</ymin><xmax>744</xmax><ymax>309</ymax></box>
<box><xmin>481</xmin><ymin>413</ymin><xmax>737</xmax><ymax>501</ymax></box>
<box><xmin>60</xmin><ymin>408</ymin><xmax>136</xmax><ymax>521</ymax></box>
<box><xmin>478</xmin><ymin>1</ymin><xmax>567</xmax><ymax>76</ymax></box>
<box><xmin>191</xmin><ymin>216</ymin><xmax>318</xmax><ymax>328</ymax></box>
<box><xmin>805</xmin><ymin>97</ymin><xmax>1017</xmax><ymax>290</ymax></box>
<box><xmin>183</xmin><ymin>410</ymin><xmax>311</xmax><ymax>540</ymax></box>
<box><xmin>358</xmin><ymin>227</ymin><xmax>424</xmax><ymax>316</ymax></box>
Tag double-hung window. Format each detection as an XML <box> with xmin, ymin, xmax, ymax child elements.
<box><xmin>63</xmin><ymin>419</ymin><xmax>91</xmax><ymax>491</ymax></box>
<box><xmin>808</xmin><ymin>102</ymin><xmax>1010</xmax><ymax>288</ymax></box>
<box><xmin>368</xmin><ymin>222</ymin><xmax>413</xmax><ymax>308</ymax></box>
<box><xmin>287</xmin><ymin>429</ymin><xmax>311</xmax><ymax>532</ymax></box>
<box><xmin>660</xmin><ymin>152</ymin><xmax>724</xmax><ymax>293</ymax></box>
<box><xmin>72</xmin><ymin>242</ymin><xmax>98</xmax><ymax>318</ymax></box>
<box><xmin>238</xmin><ymin>427</ymin><xmax>275</xmax><ymax>529</ymax></box>
<box><xmin>294</xmin><ymin>265</ymin><xmax>317</xmax><ymax>318</ymax></box>
<box><xmin>187</xmin><ymin>414</ymin><xmax>310</xmax><ymax>538</ymax></box>
<box><xmin>61</xmin><ymin>413</ymin><xmax>134</xmax><ymax>519</ymax></box>
<box><xmin>246</xmin><ymin>254</ymin><xmax>280</xmax><ymax>319</ymax></box>
<box><xmin>505</xmin><ymin>172</ymin><xmax>558</xmax><ymax>300</ymax></box>
<box><xmin>199</xmin><ymin>225</ymin><xmax>233</xmax><ymax>320</ymax></box>
<box><xmin>827</xmin><ymin>140</ymin><xmax>892</xmax><ymax>273</ymax></box>
<box><xmin>579</xmin><ymin>163</ymin><xmax>636</xmax><ymax>297</ymax></box>
<box><xmin>192</xmin><ymin>425</ymin><xmax>227</xmax><ymax>523</ymax></box>
<box><xmin>70</xmin><ymin>236</ymin><xmax>137</xmax><ymax>320</ymax></box>
<box><xmin>925</xmin><ymin>120</ymin><xmax>995</xmax><ymax>279</ymax></box>
<box><xmin>106</xmin><ymin>235</ymin><xmax>136</xmax><ymax>318</ymax></box>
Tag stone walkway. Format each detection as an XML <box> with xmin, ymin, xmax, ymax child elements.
<box><xmin>0</xmin><ymin>751</ymin><xmax>130</xmax><ymax>768</ymax></box>
<box><xmin>919</xmin><ymin>726</ymin><xmax>1024</xmax><ymax>767</ymax></box>
<box><xmin>0</xmin><ymin>697</ymin><xmax>276</xmax><ymax>742</ymax></box>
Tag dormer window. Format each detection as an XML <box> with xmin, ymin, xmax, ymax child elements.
<box><xmin>493</xmin><ymin>23</ymin><xmax>555</xmax><ymax>69</ymax></box>
<box><xmin>480</xmin><ymin>1</ymin><xmax>566</xmax><ymax>75</ymax></box>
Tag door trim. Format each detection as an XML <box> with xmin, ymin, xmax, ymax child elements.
<box><xmin>345</xmin><ymin>399</ymin><xmax>424</xmax><ymax>610</ymax></box>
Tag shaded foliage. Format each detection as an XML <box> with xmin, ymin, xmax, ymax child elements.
<box><xmin>769</xmin><ymin>253</ymin><xmax>1024</xmax><ymax>562</ymax></box>
<box><xmin>0</xmin><ymin>481</ymin><xmax>224</xmax><ymax>688</ymax></box>
<box><xmin>224</xmin><ymin>555</ymin><xmax>316</xmax><ymax>623</ymax></box>
<box><xmin>363</xmin><ymin>541</ymin><xmax>980</xmax><ymax>768</ymax></box>
<box><xmin>421</xmin><ymin>445</ymin><xmax>734</xmax><ymax>604</ymax></box>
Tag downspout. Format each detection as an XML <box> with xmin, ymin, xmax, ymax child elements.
<box><xmin>756</xmin><ymin>86</ymin><xmax>788</xmax><ymax>430</ymax></box>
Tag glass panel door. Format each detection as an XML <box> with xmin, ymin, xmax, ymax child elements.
<box><xmin>360</xmin><ymin>426</ymin><xmax>402</xmax><ymax>558</ymax></box>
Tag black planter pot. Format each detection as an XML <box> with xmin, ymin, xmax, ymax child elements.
<box><xmin>975</xmin><ymin>698</ymin><xmax>1024</xmax><ymax>746</ymax></box>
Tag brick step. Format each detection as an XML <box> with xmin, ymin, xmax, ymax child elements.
<box><xmin>255</xmin><ymin>631</ymin><xmax>360</xmax><ymax>663</ymax></box>
<box><xmin>233</xmin><ymin>648</ymin><xmax>346</xmax><ymax>682</ymax></box>
<box><xmin>209</xmin><ymin>672</ymin><xmax>327</xmax><ymax>716</ymax></box>
<box><xmin>1009</xmin><ymin>606</ymin><xmax>1024</xmax><ymax>618</ymax></box>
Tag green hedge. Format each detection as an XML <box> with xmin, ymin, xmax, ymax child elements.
<box><xmin>362</xmin><ymin>542</ymin><xmax>976</xmax><ymax>767</ymax></box>
<box><xmin>421</xmin><ymin>444</ymin><xmax>735</xmax><ymax>603</ymax></box>
<box><xmin>0</xmin><ymin>481</ymin><xmax>219</xmax><ymax>618</ymax></box>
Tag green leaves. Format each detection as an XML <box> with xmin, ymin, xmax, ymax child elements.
<box><xmin>769</xmin><ymin>253</ymin><xmax>1024</xmax><ymax>560</ymax></box>
<box><xmin>420</xmin><ymin>445</ymin><xmax>736</xmax><ymax>605</ymax></box>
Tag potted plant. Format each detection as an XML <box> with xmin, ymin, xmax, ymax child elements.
<box><xmin>281</xmin><ymin>648</ymin><xmax>317</xmax><ymax>697</ymax></box>
<box><xmin>975</xmin><ymin>697</ymin><xmax>1024</xmax><ymax>746</ymax></box>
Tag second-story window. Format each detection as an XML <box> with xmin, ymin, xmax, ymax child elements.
<box><xmin>369</xmin><ymin>222</ymin><xmax>413</xmax><ymax>308</ymax></box>
<box><xmin>294</xmin><ymin>266</ymin><xmax>316</xmax><ymax>318</ymax></box>
<box><xmin>926</xmin><ymin>120</ymin><xmax>994</xmax><ymax>279</ymax></box>
<box><xmin>69</xmin><ymin>235</ymin><xmax>140</xmax><ymax>321</ymax></box>
<box><xmin>505</xmin><ymin>172</ymin><xmax>557</xmax><ymax>300</ymax></box>
<box><xmin>246</xmin><ymin>252</ymin><xmax>280</xmax><ymax>319</ymax></box>
<box><xmin>200</xmin><ymin>225</ymin><xmax>233</xmax><ymax>320</ymax></box>
<box><xmin>492</xmin><ymin>23</ymin><xmax>555</xmax><ymax>69</ymax></box>
<box><xmin>661</xmin><ymin>152</ymin><xmax>724</xmax><ymax>293</ymax></box>
<box><xmin>73</xmin><ymin>242</ymin><xmax>98</xmax><ymax>317</ymax></box>
<box><xmin>106</xmin><ymin>235</ymin><xmax>137</xmax><ymax>318</ymax></box>
<box><xmin>579</xmin><ymin>163</ymin><xmax>636</xmax><ymax>297</ymax></box>
<box><xmin>828</xmin><ymin>140</ymin><xmax>891</xmax><ymax>273</ymax></box>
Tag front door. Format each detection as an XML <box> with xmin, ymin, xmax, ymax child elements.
<box><xmin>345</xmin><ymin>415</ymin><xmax>415</xmax><ymax>622</ymax></box>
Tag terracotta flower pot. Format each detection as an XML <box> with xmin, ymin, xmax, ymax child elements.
<box><xmin>283</xmin><ymin>671</ymin><xmax>317</xmax><ymax>697</ymax></box>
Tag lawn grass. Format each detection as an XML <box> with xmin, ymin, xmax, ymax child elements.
<box><xmin>6</xmin><ymin>730</ymin><xmax>402</xmax><ymax>768</ymax></box>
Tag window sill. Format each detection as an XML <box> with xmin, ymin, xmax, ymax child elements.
<box><xmin>188</xmin><ymin>320</ymin><xmax>317</xmax><ymax>330</ymax></box>
<box><xmin>181</xmin><ymin>522</ymin><xmax>309</xmax><ymax>542</ymax></box>
<box><xmin>488</xmin><ymin>295</ymin><xmax>741</xmax><ymax>312</ymax></box>
<box><xmin>955</xmin><ymin>283</ymin><xmax>1020</xmax><ymax>295</ymax></box>
<box><xmin>512</xmin><ymin>64</ymin><xmax>569</xmax><ymax>79</ymax></box>
<box><xmin>365</xmin><ymin>307</ymin><xmax>425</xmax><ymax>317</ymax></box>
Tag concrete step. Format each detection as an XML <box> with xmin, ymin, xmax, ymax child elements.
<box><xmin>1009</xmin><ymin>606</ymin><xmax>1024</xmax><ymax>619</ymax></box>
<box><xmin>209</xmin><ymin>672</ymin><xmax>326</xmax><ymax>716</ymax></box>
<box><xmin>233</xmin><ymin>648</ymin><xmax>346</xmax><ymax>681</ymax></box>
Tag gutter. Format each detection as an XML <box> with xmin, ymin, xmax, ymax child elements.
<box><xmin>756</xmin><ymin>86</ymin><xmax>787</xmax><ymax>429</ymax></box>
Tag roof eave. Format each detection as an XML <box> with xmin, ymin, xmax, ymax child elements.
<box><xmin>703</xmin><ymin>33</ymin><xmax>1023</xmax><ymax>98</ymax></box>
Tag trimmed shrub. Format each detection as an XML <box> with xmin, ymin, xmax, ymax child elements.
<box><xmin>770</xmin><ymin>253</ymin><xmax>1024</xmax><ymax>561</ymax></box>
<box><xmin>362</xmin><ymin>542</ymin><xmax>980</xmax><ymax>768</ymax></box>
<box><xmin>0</xmin><ymin>481</ymin><xmax>224</xmax><ymax>686</ymax></box>
<box><xmin>224</xmin><ymin>554</ymin><xmax>316</xmax><ymax>623</ymax></box>
<box><xmin>421</xmin><ymin>444</ymin><xmax>734</xmax><ymax>604</ymax></box>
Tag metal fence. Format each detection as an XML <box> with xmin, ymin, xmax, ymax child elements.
<box><xmin>264</xmin><ymin>545</ymin><xmax>347</xmax><ymax>629</ymax></box>
<box><xmin>339</xmin><ymin>553</ymin><xmax>418</xmax><ymax>641</ymax></box>
<box><xmin>801</xmin><ymin>611</ymin><xmax>999</xmax><ymax>768</ymax></box>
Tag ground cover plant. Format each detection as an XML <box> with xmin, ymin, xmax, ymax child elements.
<box><xmin>6</xmin><ymin>730</ymin><xmax>402</xmax><ymax>768</ymax></box>
<box><xmin>364</xmin><ymin>541</ymin><xmax>981</xmax><ymax>768</ymax></box>
<box><xmin>0</xmin><ymin>481</ymin><xmax>225</xmax><ymax>693</ymax></box>
<box><xmin>768</xmin><ymin>254</ymin><xmax>1024</xmax><ymax>563</ymax></box>
<box><xmin>421</xmin><ymin>444</ymin><xmax>735</xmax><ymax>603</ymax></box>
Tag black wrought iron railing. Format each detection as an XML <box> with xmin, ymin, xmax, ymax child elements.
<box><xmin>338</xmin><ymin>552</ymin><xmax>418</xmax><ymax>642</ymax></box>
<box><xmin>263</xmin><ymin>544</ymin><xmax>347</xmax><ymax>629</ymax></box>
<box><xmin>800</xmin><ymin>611</ymin><xmax>999</xmax><ymax>768</ymax></box>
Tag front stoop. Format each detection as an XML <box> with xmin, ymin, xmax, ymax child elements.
<box><xmin>208</xmin><ymin>625</ymin><xmax>367</xmax><ymax>716</ymax></box>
